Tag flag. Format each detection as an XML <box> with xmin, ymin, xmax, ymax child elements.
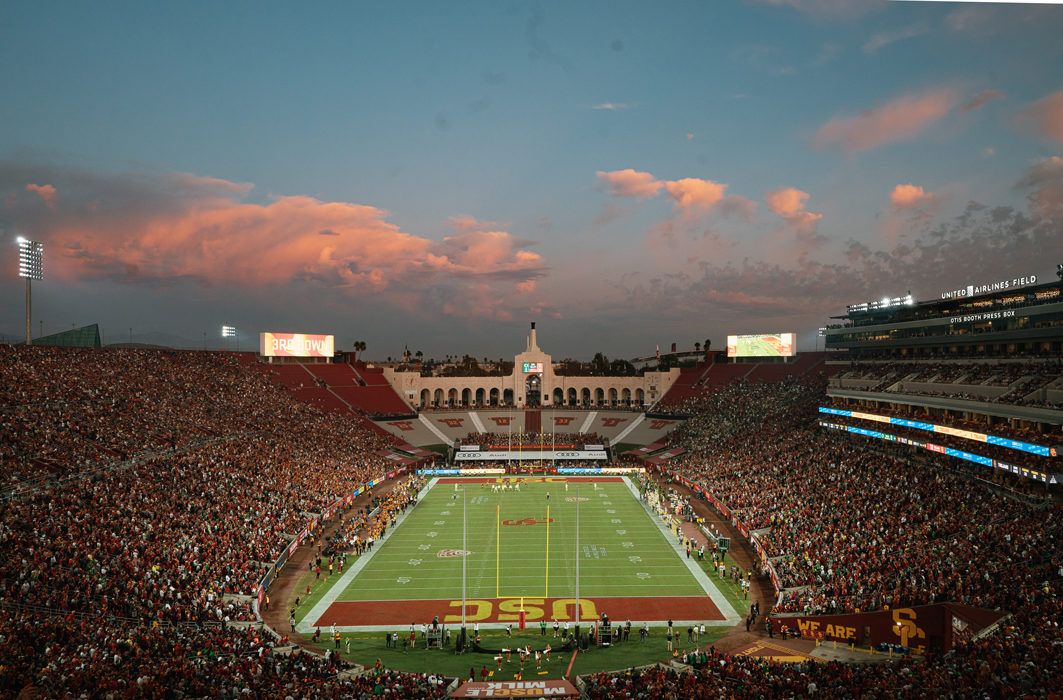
<box><xmin>656</xmin><ymin>344</ymin><xmax>660</xmax><ymax>360</ymax></box>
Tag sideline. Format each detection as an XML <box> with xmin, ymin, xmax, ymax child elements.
<box><xmin>624</xmin><ymin>477</ymin><xmax>740</xmax><ymax>624</ymax></box>
<box><xmin>297</xmin><ymin>477</ymin><xmax>438</xmax><ymax>634</ymax></box>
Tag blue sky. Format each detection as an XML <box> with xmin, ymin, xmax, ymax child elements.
<box><xmin>2</xmin><ymin>0</ymin><xmax>1062</xmax><ymax>359</ymax></box>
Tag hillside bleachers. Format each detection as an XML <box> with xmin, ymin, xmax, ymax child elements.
<box><xmin>304</xmin><ymin>362</ymin><xmax>361</xmax><ymax>387</ymax></box>
<box><xmin>333</xmin><ymin>385</ymin><xmax>413</xmax><ymax>416</ymax></box>
<box><xmin>351</xmin><ymin>361</ymin><xmax>391</xmax><ymax>386</ymax></box>
<box><xmin>702</xmin><ymin>362</ymin><xmax>754</xmax><ymax>386</ymax></box>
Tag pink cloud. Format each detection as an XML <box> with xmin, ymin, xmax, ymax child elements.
<box><xmin>663</xmin><ymin>178</ymin><xmax>726</xmax><ymax>210</ymax></box>
<box><xmin>959</xmin><ymin>89</ymin><xmax>1003</xmax><ymax>113</ymax></box>
<box><xmin>596</xmin><ymin>169</ymin><xmax>663</xmax><ymax>199</ymax></box>
<box><xmin>1017</xmin><ymin>88</ymin><xmax>1063</xmax><ymax>143</ymax></box>
<box><xmin>814</xmin><ymin>89</ymin><xmax>957</xmax><ymax>151</ymax></box>
<box><xmin>765</xmin><ymin>187</ymin><xmax>822</xmax><ymax>228</ymax></box>
<box><xmin>4</xmin><ymin>170</ymin><xmax>546</xmax><ymax>310</ymax></box>
<box><xmin>889</xmin><ymin>183</ymin><xmax>940</xmax><ymax>210</ymax></box>
<box><xmin>26</xmin><ymin>183</ymin><xmax>57</xmax><ymax>208</ymax></box>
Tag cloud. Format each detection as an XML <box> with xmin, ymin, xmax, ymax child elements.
<box><xmin>1016</xmin><ymin>88</ymin><xmax>1063</xmax><ymax>143</ymax></box>
<box><xmin>814</xmin><ymin>88</ymin><xmax>957</xmax><ymax>151</ymax></box>
<box><xmin>889</xmin><ymin>183</ymin><xmax>941</xmax><ymax>211</ymax></box>
<box><xmin>0</xmin><ymin>162</ymin><xmax>547</xmax><ymax>312</ymax></box>
<box><xmin>664</xmin><ymin>178</ymin><xmax>727</xmax><ymax>210</ymax></box>
<box><xmin>1014</xmin><ymin>156</ymin><xmax>1063</xmax><ymax>219</ymax></box>
<box><xmin>611</xmin><ymin>198</ymin><xmax>1063</xmax><ymax>330</ymax></box>
<box><xmin>959</xmin><ymin>89</ymin><xmax>1004</xmax><ymax>113</ymax></box>
<box><xmin>753</xmin><ymin>0</ymin><xmax>880</xmax><ymax>18</ymax></box>
<box><xmin>863</xmin><ymin>21</ymin><xmax>929</xmax><ymax>54</ymax></box>
<box><xmin>596</xmin><ymin>169</ymin><xmax>663</xmax><ymax>199</ymax></box>
<box><xmin>765</xmin><ymin>187</ymin><xmax>822</xmax><ymax>228</ymax></box>
<box><xmin>592</xmin><ymin>102</ymin><xmax>630</xmax><ymax>111</ymax></box>
<box><xmin>25</xmin><ymin>183</ymin><xmax>57</xmax><ymax>208</ymax></box>
<box><xmin>764</xmin><ymin>187</ymin><xmax>825</xmax><ymax>262</ymax></box>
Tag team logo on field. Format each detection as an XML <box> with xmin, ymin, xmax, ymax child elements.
<box><xmin>388</xmin><ymin>421</ymin><xmax>415</xmax><ymax>430</ymax></box>
<box><xmin>437</xmin><ymin>549</ymin><xmax>474</xmax><ymax>558</ymax></box>
<box><xmin>552</xmin><ymin>417</ymin><xmax>575</xmax><ymax>426</ymax></box>
<box><xmin>601</xmin><ymin>418</ymin><xmax>627</xmax><ymax>427</ymax></box>
<box><xmin>502</xmin><ymin>517</ymin><xmax>555</xmax><ymax>526</ymax></box>
<box><xmin>565</xmin><ymin>497</ymin><xmax>589</xmax><ymax>502</ymax></box>
<box><xmin>489</xmin><ymin>417</ymin><xmax>513</xmax><ymax>426</ymax></box>
<box><xmin>438</xmin><ymin>418</ymin><xmax>465</xmax><ymax>428</ymax></box>
<box><xmin>648</xmin><ymin>420</ymin><xmax>675</xmax><ymax>430</ymax></box>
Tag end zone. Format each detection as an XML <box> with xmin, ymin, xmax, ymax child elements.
<box><xmin>311</xmin><ymin>595</ymin><xmax>726</xmax><ymax>631</ymax></box>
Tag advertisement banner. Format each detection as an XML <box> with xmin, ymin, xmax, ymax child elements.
<box><xmin>259</xmin><ymin>332</ymin><xmax>334</xmax><ymax>358</ymax></box>
<box><xmin>769</xmin><ymin>604</ymin><xmax>992</xmax><ymax>653</ymax></box>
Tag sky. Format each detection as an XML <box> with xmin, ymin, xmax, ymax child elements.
<box><xmin>2</xmin><ymin>0</ymin><xmax>1063</xmax><ymax>360</ymax></box>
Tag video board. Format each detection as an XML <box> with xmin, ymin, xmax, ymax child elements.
<box><xmin>522</xmin><ymin>362</ymin><xmax>544</xmax><ymax>373</ymax></box>
<box><xmin>726</xmin><ymin>333</ymin><xmax>795</xmax><ymax>358</ymax></box>
<box><xmin>259</xmin><ymin>332</ymin><xmax>335</xmax><ymax>358</ymax></box>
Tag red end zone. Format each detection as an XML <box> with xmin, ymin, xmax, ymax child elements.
<box><xmin>436</xmin><ymin>476</ymin><xmax>624</xmax><ymax>484</ymax></box>
<box><xmin>313</xmin><ymin>595</ymin><xmax>723</xmax><ymax>627</ymax></box>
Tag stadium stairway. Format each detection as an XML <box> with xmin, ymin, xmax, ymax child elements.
<box><xmin>525</xmin><ymin>408</ymin><xmax>541</xmax><ymax>433</ymax></box>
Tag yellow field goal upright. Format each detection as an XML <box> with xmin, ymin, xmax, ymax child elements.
<box><xmin>494</xmin><ymin>500</ymin><xmax>551</xmax><ymax>601</ymax></box>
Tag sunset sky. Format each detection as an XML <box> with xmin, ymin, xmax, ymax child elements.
<box><xmin>2</xmin><ymin>1</ymin><xmax>1063</xmax><ymax>360</ymax></box>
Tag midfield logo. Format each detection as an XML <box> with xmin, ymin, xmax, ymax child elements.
<box><xmin>502</xmin><ymin>517</ymin><xmax>555</xmax><ymax>526</ymax></box>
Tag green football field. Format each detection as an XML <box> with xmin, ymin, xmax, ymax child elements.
<box><xmin>300</xmin><ymin>476</ymin><xmax>737</xmax><ymax>631</ymax></box>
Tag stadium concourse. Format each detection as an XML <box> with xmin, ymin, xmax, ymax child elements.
<box><xmin>2</xmin><ymin>344</ymin><xmax>1062</xmax><ymax>698</ymax></box>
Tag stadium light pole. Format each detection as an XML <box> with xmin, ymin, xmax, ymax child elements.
<box><xmin>461</xmin><ymin>485</ymin><xmax>467</xmax><ymax>644</ymax></box>
<box><xmin>222</xmin><ymin>324</ymin><xmax>237</xmax><ymax>351</ymax></box>
<box><xmin>574</xmin><ymin>484</ymin><xmax>580</xmax><ymax>647</ymax></box>
<box><xmin>17</xmin><ymin>237</ymin><xmax>43</xmax><ymax>345</ymax></box>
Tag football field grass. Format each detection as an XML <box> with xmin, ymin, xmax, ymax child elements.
<box><xmin>299</xmin><ymin>476</ymin><xmax>737</xmax><ymax>632</ymax></box>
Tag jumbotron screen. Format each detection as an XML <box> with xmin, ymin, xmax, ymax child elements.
<box><xmin>726</xmin><ymin>333</ymin><xmax>795</xmax><ymax>358</ymax></box>
<box><xmin>259</xmin><ymin>332</ymin><xmax>335</xmax><ymax>358</ymax></box>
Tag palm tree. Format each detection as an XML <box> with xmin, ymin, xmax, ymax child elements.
<box><xmin>415</xmin><ymin>350</ymin><xmax>423</xmax><ymax>363</ymax></box>
<box><xmin>695</xmin><ymin>342</ymin><xmax>701</xmax><ymax>354</ymax></box>
<box><xmin>353</xmin><ymin>340</ymin><xmax>367</xmax><ymax>360</ymax></box>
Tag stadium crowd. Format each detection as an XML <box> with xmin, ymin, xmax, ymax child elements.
<box><xmin>0</xmin><ymin>346</ymin><xmax>447</xmax><ymax>698</ymax></box>
<box><xmin>458</xmin><ymin>431</ymin><xmax>604</xmax><ymax>447</ymax></box>
<box><xmin>602</xmin><ymin>376</ymin><xmax>1063</xmax><ymax>697</ymax></box>
<box><xmin>833</xmin><ymin>359</ymin><xmax>1062</xmax><ymax>406</ymax></box>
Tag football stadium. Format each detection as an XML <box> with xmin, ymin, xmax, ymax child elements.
<box><xmin>2</xmin><ymin>277</ymin><xmax>1062</xmax><ymax>698</ymax></box>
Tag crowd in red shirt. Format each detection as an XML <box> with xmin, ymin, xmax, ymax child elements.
<box><xmin>0</xmin><ymin>346</ymin><xmax>447</xmax><ymax>698</ymax></box>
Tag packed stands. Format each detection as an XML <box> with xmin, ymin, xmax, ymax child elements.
<box><xmin>831</xmin><ymin>360</ymin><xmax>1063</xmax><ymax>407</ymax></box>
<box><xmin>0</xmin><ymin>345</ymin><xmax>447</xmax><ymax>697</ymax></box>
<box><xmin>619</xmin><ymin>375</ymin><xmax>1062</xmax><ymax>697</ymax></box>
<box><xmin>458</xmin><ymin>431</ymin><xmax>603</xmax><ymax>447</ymax></box>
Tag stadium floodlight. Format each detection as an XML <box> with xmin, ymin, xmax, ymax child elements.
<box><xmin>221</xmin><ymin>325</ymin><xmax>237</xmax><ymax>351</ymax></box>
<box><xmin>17</xmin><ymin>237</ymin><xmax>43</xmax><ymax>345</ymax></box>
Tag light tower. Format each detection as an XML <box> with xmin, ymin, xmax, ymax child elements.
<box><xmin>17</xmin><ymin>237</ymin><xmax>43</xmax><ymax>345</ymax></box>
<box><xmin>222</xmin><ymin>324</ymin><xmax>237</xmax><ymax>351</ymax></box>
